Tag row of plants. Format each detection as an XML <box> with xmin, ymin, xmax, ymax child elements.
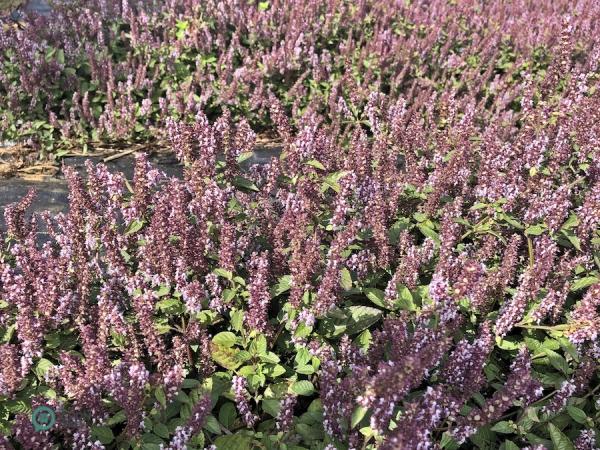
<box><xmin>0</xmin><ymin>73</ymin><xmax>599</xmax><ymax>448</ymax></box>
<box><xmin>0</xmin><ymin>0</ymin><xmax>597</xmax><ymax>156</ymax></box>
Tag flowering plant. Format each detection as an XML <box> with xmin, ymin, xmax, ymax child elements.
<box><xmin>1</xmin><ymin>1</ymin><xmax>600</xmax><ymax>449</ymax></box>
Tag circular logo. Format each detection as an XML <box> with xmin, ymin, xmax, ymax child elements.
<box><xmin>31</xmin><ymin>405</ymin><xmax>56</xmax><ymax>432</ymax></box>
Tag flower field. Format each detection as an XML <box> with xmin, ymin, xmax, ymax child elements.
<box><xmin>0</xmin><ymin>0</ymin><xmax>600</xmax><ymax>449</ymax></box>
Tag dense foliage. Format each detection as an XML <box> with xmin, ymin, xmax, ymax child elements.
<box><xmin>1</xmin><ymin>0</ymin><xmax>600</xmax><ymax>449</ymax></box>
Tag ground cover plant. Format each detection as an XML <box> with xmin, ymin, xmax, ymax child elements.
<box><xmin>1</xmin><ymin>0</ymin><xmax>600</xmax><ymax>449</ymax></box>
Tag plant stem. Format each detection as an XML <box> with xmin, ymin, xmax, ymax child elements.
<box><xmin>527</xmin><ymin>236</ymin><xmax>534</xmax><ymax>268</ymax></box>
<box><xmin>514</xmin><ymin>323</ymin><xmax>571</xmax><ymax>331</ymax></box>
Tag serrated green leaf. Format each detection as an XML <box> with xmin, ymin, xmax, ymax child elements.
<box><xmin>153</xmin><ymin>423</ymin><xmax>170</xmax><ymax>439</ymax></box>
<box><xmin>292</xmin><ymin>380</ymin><xmax>315</xmax><ymax>396</ymax></box>
<box><xmin>142</xmin><ymin>433</ymin><xmax>164</xmax><ymax>444</ymax></box>
<box><xmin>363</xmin><ymin>287</ymin><xmax>386</xmax><ymax>308</ymax></box>
<box><xmin>295</xmin><ymin>364</ymin><xmax>314</xmax><ymax>375</ymax></box>
<box><xmin>126</xmin><ymin>219</ymin><xmax>145</xmax><ymax>235</ymax></box>
<box><xmin>218</xmin><ymin>402</ymin><xmax>237</xmax><ymax>429</ymax></box>
<box><xmin>212</xmin><ymin>332</ymin><xmax>237</xmax><ymax>348</ymax></box>
<box><xmin>91</xmin><ymin>426</ymin><xmax>114</xmax><ymax>444</ymax></box>
<box><xmin>214</xmin><ymin>433</ymin><xmax>253</xmax><ymax>449</ymax></box>
<box><xmin>105</xmin><ymin>410</ymin><xmax>127</xmax><ymax>426</ymax></box>
<box><xmin>491</xmin><ymin>421</ymin><xmax>514</xmax><ymax>433</ymax></box>
<box><xmin>214</xmin><ymin>268</ymin><xmax>233</xmax><ymax>280</ymax></box>
<box><xmin>525</xmin><ymin>225</ymin><xmax>546</xmax><ymax>236</ymax></box>
<box><xmin>346</xmin><ymin>305</ymin><xmax>382</xmax><ymax>334</ymax></box>
<box><xmin>265</xmin><ymin>364</ymin><xmax>286</xmax><ymax>377</ymax></box>
<box><xmin>211</xmin><ymin>343</ymin><xmax>244</xmax><ymax>370</ymax></box>
<box><xmin>270</xmin><ymin>275</ymin><xmax>292</xmax><ymax>297</ymax></box>
<box><xmin>305</xmin><ymin>159</ymin><xmax>325</xmax><ymax>170</ymax></box>
<box><xmin>203</xmin><ymin>415</ymin><xmax>223</xmax><ymax>435</ymax></box>
<box><xmin>417</xmin><ymin>223</ymin><xmax>440</xmax><ymax>244</ymax></box>
<box><xmin>262</xmin><ymin>398</ymin><xmax>280</xmax><ymax>417</ymax></box>
<box><xmin>545</xmin><ymin>349</ymin><xmax>569</xmax><ymax>374</ymax></box>
<box><xmin>351</xmin><ymin>406</ymin><xmax>368</xmax><ymax>428</ymax></box>
<box><xmin>566</xmin><ymin>406</ymin><xmax>587</xmax><ymax>424</ymax></box>
<box><xmin>340</xmin><ymin>268</ymin><xmax>353</xmax><ymax>291</ymax></box>
<box><xmin>502</xmin><ymin>440</ymin><xmax>520</xmax><ymax>450</ymax></box>
<box><xmin>440</xmin><ymin>432</ymin><xmax>460</xmax><ymax>449</ymax></box>
<box><xmin>34</xmin><ymin>358</ymin><xmax>55</xmax><ymax>380</ymax></box>
<box><xmin>570</xmin><ymin>276</ymin><xmax>599</xmax><ymax>292</ymax></box>
<box><xmin>155</xmin><ymin>387</ymin><xmax>167</xmax><ymax>408</ymax></box>
<box><xmin>495</xmin><ymin>336</ymin><xmax>520</xmax><ymax>350</ymax></box>
<box><xmin>548</xmin><ymin>423</ymin><xmax>575</xmax><ymax>450</ymax></box>
<box><xmin>156</xmin><ymin>298</ymin><xmax>183</xmax><ymax>314</ymax></box>
<box><xmin>237</xmin><ymin>152</ymin><xmax>254</xmax><ymax>164</ymax></box>
<box><xmin>232</xmin><ymin>176</ymin><xmax>259</xmax><ymax>192</ymax></box>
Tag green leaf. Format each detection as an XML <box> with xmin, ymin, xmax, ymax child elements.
<box><xmin>305</xmin><ymin>159</ymin><xmax>325</xmax><ymax>170</ymax></box>
<box><xmin>417</xmin><ymin>223</ymin><xmax>440</xmax><ymax>244</ymax></box>
<box><xmin>495</xmin><ymin>336</ymin><xmax>520</xmax><ymax>350</ymax></box>
<box><xmin>570</xmin><ymin>276</ymin><xmax>599</xmax><ymax>292</ymax></box>
<box><xmin>566</xmin><ymin>406</ymin><xmax>588</xmax><ymax>424</ymax></box>
<box><xmin>230</xmin><ymin>309</ymin><xmax>245</xmax><ymax>331</ymax></box>
<box><xmin>560</xmin><ymin>214</ymin><xmax>579</xmax><ymax>230</ymax></box>
<box><xmin>105</xmin><ymin>410</ymin><xmax>127</xmax><ymax>427</ymax></box>
<box><xmin>56</xmin><ymin>49</ymin><xmax>65</xmax><ymax>65</ymax></box>
<box><xmin>295</xmin><ymin>348</ymin><xmax>311</xmax><ymax>366</ymax></box>
<box><xmin>212</xmin><ymin>332</ymin><xmax>237</xmax><ymax>348</ymax></box>
<box><xmin>525</xmin><ymin>224</ymin><xmax>546</xmax><ymax>236</ymax></box>
<box><xmin>153</xmin><ymin>423</ymin><xmax>170</xmax><ymax>439</ymax></box>
<box><xmin>126</xmin><ymin>219</ymin><xmax>145</xmax><ymax>235</ymax></box>
<box><xmin>354</xmin><ymin>329</ymin><xmax>372</xmax><ymax>351</ymax></box>
<box><xmin>156</xmin><ymin>298</ymin><xmax>183</xmax><ymax>314</ymax></box>
<box><xmin>259</xmin><ymin>351</ymin><xmax>280</xmax><ymax>364</ymax></box>
<box><xmin>155</xmin><ymin>387</ymin><xmax>167</xmax><ymax>408</ymax></box>
<box><xmin>346</xmin><ymin>306</ymin><xmax>382</xmax><ymax>334</ymax></box>
<box><xmin>395</xmin><ymin>285</ymin><xmax>416</xmax><ymax>311</ymax></box>
<box><xmin>258</xmin><ymin>1</ymin><xmax>269</xmax><ymax>11</ymax></box>
<box><xmin>91</xmin><ymin>426</ymin><xmax>114</xmax><ymax>445</ymax></box>
<box><xmin>548</xmin><ymin>423</ymin><xmax>575</xmax><ymax>450</ymax></box>
<box><xmin>470</xmin><ymin>426</ymin><xmax>496</xmax><ymax>449</ymax></box>
<box><xmin>295</xmin><ymin>422</ymin><xmax>324</xmax><ymax>442</ymax></box>
<box><xmin>214</xmin><ymin>433</ymin><xmax>254</xmax><ymax>449</ymax></box>
<box><xmin>155</xmin><ymin>285</ymin><xmax>170</xmax><ymax>297</ymax></box>
<box><xmin>142</xmin><ymin>433</ymin><xmax>164</xmax><ymax>444</ymax></box>
<box><xmin>203</xmin><ymin>415</ymin><xmax>222</xmax><ymax>435</ymax></box>
<box><xmin>561</xmin><ymin>229</ymin><xmax>582</xmax><ymax>251</ymax></box>
<box><xmin>34</xmin><ymin>358</ymin><xmax>55</xmax><ymax>380</ymax></box>
<box><xmin>295</xmin><ymin>364</ymin><xmax>314</xmax><ymax>375</ymax></box>
<box><xmin>340</xmin><ymin>268</ymin><xmax>353</xmax><ymax>291</ymax></box>
<box><xmin>214</xmin><ymin>268</ymin><xmax>233</xmax><ymax>280</ymax></box>
<box><xmin>2</xmin><ymin>324</ymin><xmax>15</xmax><ymax>344</ymax></box>
<box><xmin>219</xmin><ymin>402</ymin><xmax>237</xmax><ymax>429</ymax></box>
<box><xmin>291</xmin><ymin>380</ymin><xmax>315</xmax><ymax>396</ymax></box>
<box><xmin>545</xmin><ymin>349</ymin><xmax>569</xmax><ymax>375</ymax></box>
<box><xmin>5</xmin><ymin>400</ymin><xmax>30</xmax><ymax>414</ymax></box>
<box><xmin>558</xmin><ymin>337</ymin><xmax>579</xmax><ymax>362</ymax></box>
<box><xmin>232</xmin><ymin>176</ymin><xmax>259</xmax><ymax>192</ymax></box>
<box><xmin>351</xmin><ymin>406</ymin><xmax>368</xmax><ymax>428</ymax></box>
<box><xmin>440</xmin><ymin>433</ymin><xmax>460</xmax><ymax>449</ymax></box>
<box><xmin>491</xmin><ymin>421</ymin><xmax>514</xmax><ymax>433</ymax></box>
<box><xmin>237</xmin><ymin>152</ymin><xmax>254</xmax><ymax>164</ymax></box>
<box><xmin>265</xmin><ymin>364</ymin><xmax>286</xmax><ymax>378</ymax></box>
<box><xmin>364</xmin><ymin>288</ymin><xmax>386</xmax><ymax>308</ymax></box>
<box><xmin>262</xmin><ymin>398</ymin><xmax>280</xmax><ymax>417</ymax></box>
<box><xmin>271</xmin><ymin>275</ymin><xmax>292</xmax><ymax>297</ymax></box>
<box><xmin>499</xmin><ymin>213</ymin><xmax>524</xmax><ymax>230</ymax></box>
<box><xmin>211</xmin><ymin>344</ymin><xmax>244</xmax><ymax>370</ymax></box>
<box><xmin>502</xmin><ymin>440</ymin><xmax>520</xmax><ymax>450</ymax></box>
